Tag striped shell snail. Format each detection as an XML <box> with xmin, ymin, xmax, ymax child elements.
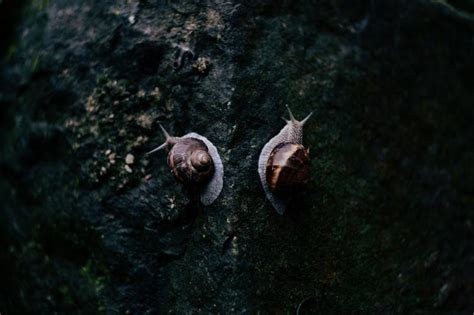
<box><xmin>147</xmin><ymin>124</ymin><xmax>224</xmax><ymax>205</ymax></box>
<box><xmin>258</xmin><ymin>106</ymin><xmax>312</xmax><ymax>214</ymax></box>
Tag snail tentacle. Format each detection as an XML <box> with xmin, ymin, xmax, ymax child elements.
<box><xmin>146</xmin><ymin>123</ymin><xmax>181</xmax><ymax>155</ymax></box>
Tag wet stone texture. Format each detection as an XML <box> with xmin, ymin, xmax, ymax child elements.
<box><xmin>1</xmin><ymin>0</ymin><xmax>474</xmax><ymax>313</ymax></box>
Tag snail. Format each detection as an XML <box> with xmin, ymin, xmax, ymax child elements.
<box><xmin>258</xmin><ymin>105</ymin><xmax>312</xmax><ymax>214</ymax></box>
<box><xmin>147</xmin><ymin>124</ymin><xmax>224</xmax><ymax>206</ymax></box>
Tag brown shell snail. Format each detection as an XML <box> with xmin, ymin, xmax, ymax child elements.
<box><xmin>147</xmin><ymin>124</ymin><xmax>224</xmax><ymax>206</ymax></box>
<box><xmin>258</xmin><ymin>105</ymin><xmax>312</xmax><ymax>214</ymax></box>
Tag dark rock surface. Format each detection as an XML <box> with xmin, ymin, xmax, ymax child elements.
<box><xmin>1</xmin><ymin>0</ymin><xmax>474</xmax><ymax>313</ymax></box>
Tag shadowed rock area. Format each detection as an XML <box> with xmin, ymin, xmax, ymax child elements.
<box><xmin>1</xmin><ymin>0</ymin><xmax>474</xmax><ymax>313</ymax></box>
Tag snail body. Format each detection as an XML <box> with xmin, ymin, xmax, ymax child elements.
<box><xmin>148</xmin><ymin>125</ymin><xmax>224</xmax><ymax>206</ymax></box>
<box><xmin>258</xmin><ymin>106</ymin><xmax>312</xmax><ymax>214</ymax></box>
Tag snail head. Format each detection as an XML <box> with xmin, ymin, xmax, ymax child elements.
<box><xmin>282</xmin><ymin>104</ymin><xmax>313</xmax><ymax>127</ymax></box>
<box><xmin>146</xmin><ymin>123</ymin><xmax>181</xmax><ymax>155</ymax></box>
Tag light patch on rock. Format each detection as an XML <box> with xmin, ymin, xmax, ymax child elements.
<box><xmin>125</xmin><ymin>153</ymin><xmax>135</xmax><ymax>164</ymax></box>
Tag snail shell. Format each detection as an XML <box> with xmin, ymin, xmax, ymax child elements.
<box><xmin>167</xmin><ymin>137</ymin><xmax>215</xmax><ymax>187</ymax></box>
<box><xmin>258</xmin><ymin>106</ymin><xmax>312</xmax><ymax>214</ymax></box>
<box><xmin>147</xmin><ymin>125</ymin><xmax>224</xmax><ymax>206</ymax></box>
<box><xmin>266</xmin><ymin>142</ymin><xmax>310</xmax><ymax>195</ymax></box>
